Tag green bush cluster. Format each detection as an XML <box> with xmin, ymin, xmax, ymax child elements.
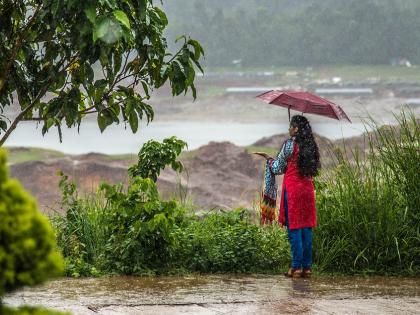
<box><xmin>314</xmin><ymin>111</ymin><xmax>420</xmax><ymax>274</ymax></box>
<box><xmin>0</xmin><ymin>149</ymin><xmax>65</xmax><ymax>313</ymax></box>
<box><xmin>55</xmin><ymin>173</ymin><xmax>186</xmax><ymax>275</ymax></box>
<box><xmin>0</xmin><ymin>150</ymin><xmax>64</xmax><ymax>297</ymax></box>
<box><xmin>172</xmin><ymin>209</ymin><xmax>289</xmax><ymax>273</ymax></box>
<box><xmin>99</xmin><ymin>177</ymin><xmax>187</xmax><ymax>274</ymax></box>
<box><xmin>54</xmin><ymin>175</ymin><xmax>290</xmax><ymax>276</ymax></box>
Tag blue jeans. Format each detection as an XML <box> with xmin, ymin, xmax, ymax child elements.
<box><xmin>284</xmin><ymin>189</ymin><xmax>312</xmax><ymax>269</ymax></box>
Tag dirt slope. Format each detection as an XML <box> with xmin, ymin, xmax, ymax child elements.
<box><xmin>9</xmin><ymin>132</ymin><xmax>369</xmax><ymax>213</ymax></box>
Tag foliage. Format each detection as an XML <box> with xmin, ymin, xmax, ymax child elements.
<box><xmin>55</xmin><ymin>173</ymin><xmax>188</xmax><ymax>275</ymax></box>
<box><xmin>99</xmin><ymin>177</ymin><xmax>187</xmax><ymax>274</ymax></box>
<box><xmin>53</xmin><ymin>173</ymin><xmax>106</xmax><ymax>277</ymax></box>
<box><xmin>172</xmin><ymin>209</ymin><xmax>289</xmax><ymax>273</ymax></box>
<box><xmin>128</xmin><ymin>136</ymin><xmax>187</xmax><ymax>182</ymax></box>
<box><xmin>55</xmin><ymin>136</ymin><xmax>188</xmax><ymax>275</ymax></box>
<box><xmin>313</xmin><ymin>111</ymin><xmax>420</xmax><ymax>274</ymax></box>
<box><xmin>0</xmin><ymin>306</ymin><xmax>70</xmax><ymax>315</ymax></box>
<box><xmin>0</xmin><ymin>149</ymin><xmax>64</xmax><ymax>297</ymax></box>
<box><xmin>53</xmin><ymin>179</ymin><xmax>290</xmax><ymax>275</ymax></box>
<box><xmin>0</xmin><ymin>0</ymin><xmax>204</xmax><ymax>145</ymax></box>
<box><xmin>164</xmin><ymin>0</ymin><xmax>420</xmax><ymax>67</ymax></box>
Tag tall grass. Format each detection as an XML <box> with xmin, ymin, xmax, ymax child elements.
<box><xmin>52</xmin><ymin>193</ymin><xmax>109</xmax><ymax>276</ymax></box>
<box><xmin>314</xmin><ymin>110</ymin><xmax>419</xmax><ymax>274</ymax></box>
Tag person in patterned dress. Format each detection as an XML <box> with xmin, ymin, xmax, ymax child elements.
<box><xmin>257</xmin><ymin>115</ymin><xmax>320</xmax><ymax>278</ymax></box>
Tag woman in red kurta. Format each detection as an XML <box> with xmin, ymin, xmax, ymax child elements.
<box><xmin>259</xmin><ymin>115</ymin><xmax>320</xmax><ymax>277</ymax></box>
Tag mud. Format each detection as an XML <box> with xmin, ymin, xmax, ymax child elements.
<box><xmin>3</xmin><ymin>275</ymin><xmax>420</xmax><ymax>314</ymax></box>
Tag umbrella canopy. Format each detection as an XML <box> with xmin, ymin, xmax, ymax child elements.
<box><xmin>256</xmin><ymin>90</ymin><xmax>351</xmax><ymax>122</ymax></box>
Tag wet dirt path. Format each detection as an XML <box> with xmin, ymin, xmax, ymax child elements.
<box><xmin>3</xmin><ymin>275</ymin><xmax>420</xmax><ymax>314</ymax></box>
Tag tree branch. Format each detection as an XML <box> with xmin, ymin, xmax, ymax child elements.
<box><xmin>0</xmin><ymin>95</ymin><xmax>44</xmax><ymax>146</ymax></box>
<box><xmin>21</xmin><ymin>117</ymin><xmax>43</xmax><ymax>121</ymax></box>
<box><xmin>0</xmin><ymin>56</ymin><xmax>67</xmax><ymax>146</ymax></box>
<box><xmin>0</xmin><ymin>2</ymin><xmax>43</xmax><ymax>94</ymax></box>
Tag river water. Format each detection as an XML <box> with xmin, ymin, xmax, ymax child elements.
<box><xmin>3</xmin><ymin>275</ymin><xmax>419</xmax><ymax>314</ymax></box>
<box><xmin>6</xmin><ymin>121</ymin><xmax>368</xmax><ymax>154</ymax></box>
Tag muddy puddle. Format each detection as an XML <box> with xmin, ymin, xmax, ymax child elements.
<box><xmin>3</xmin><ymin>275</ymin><xmax>420</xmax><ymax>314</ymax></box>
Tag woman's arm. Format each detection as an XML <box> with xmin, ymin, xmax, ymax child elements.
<box><xmin>267</xmin><ymin>139</ymin><xmax>294</xmax><ymax>175</ymax></box>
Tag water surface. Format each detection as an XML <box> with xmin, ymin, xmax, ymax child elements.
<box><xmin>7</xmin><ymin>121</ymin><xmax>368</xmax><ymax>154</ymax></box>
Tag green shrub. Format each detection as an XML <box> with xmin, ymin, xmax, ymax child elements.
<box><xmin>99</xmin><ymin>177</ymin><xmax>187</xmax><ymax>274</ymax></box>
<box><xmin>54</xmin><ymin>136</ymin><xmax>191</xmax><ymax>276</ymax></box>
<box><xmin>54</xmin><ymin>179</ymin><xmax>290</xmax><ymax>275</ymax></box>
<box><xmin>54</xmin><ymin>174</ymin><xmax>189</xmax><ymax>275</ymax></box>
<box><xmin>0</xmin><ymin>149</ymin><xmax>64</xmax><ymax>297</ymax></box>
<box><xmin>172</xmin><ymin>209</ymin><xmax>290</xmax><ymax>273</ymax></box>
<box><xmin>314</xmin><ymin>111</ymin><xmax>420</xmax><ymax>274</ymax></box>
<box><xmin>0</xmin><ymin>306</ymin><xmax>69</xmax><ymax>315</ymax></box>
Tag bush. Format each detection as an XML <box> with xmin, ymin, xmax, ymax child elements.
<box><xmin>313</xmin><ymin>111</ymin><xmax>420</xmax><ymax>274</ymax></box>
<box><xmin>54</xmin><ymin>178</ymin><xmax>290</xmax><ymax>275</ymax></box>
<box><xmin>54</xmin><ymin>137</ymin><xmax>192</xmax><ymax>276</ymax></box>
<box><xmin>0</xmin><ymin>149</ymin><xmax>64</xmax><ymax>297</ymax></box>
<box><xmin>99</xmin><ymin>177</ymin><xmax>187</xmax><ymax>274</ymax></box>
<box><xmin>172</xmin><ymin>209</ymin><xmax>289</xmax><ymax>273</ymax></box>
<box><xmin>54</xmin><ymin>175</ymin><xmax>189</xmax><ymax>275</ymax></box>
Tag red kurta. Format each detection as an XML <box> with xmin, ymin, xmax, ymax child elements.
<box><xmin>278</xmin><ymin>142</ymin><xmax>317</xmax><ymax>229</ymax></box>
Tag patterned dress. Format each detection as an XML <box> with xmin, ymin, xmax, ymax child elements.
<box><xmin>264</xmin><ymin>137</ymin><xmax>317</xmax><ymax>229</ymax></box>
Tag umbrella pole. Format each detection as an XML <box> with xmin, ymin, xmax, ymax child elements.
<box><xmin>288</xmin><ymin>106</ymin><xmax>291</xmax><ymax>122</ymax></box>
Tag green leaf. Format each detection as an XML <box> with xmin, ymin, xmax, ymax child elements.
<box><xmin>153</xmin><ymin>7</ymin><xmax>168</xmax><ymax>26</ymax></box>
<box><xmin>97</xmin><ymin>112</ymin><xmax>107</xmax><ymax>133</ymax></box>
<box><xmin>141</xmin><ymin>80</ymin><xmax>150</xmax><ymax>98</ymax></box>
<box><xmin>0</xmin><ymin>120</ymin><xmax>7</xmax><ymax>132</ymax></box>
<box><xmin>84</xmin><ymin>7</ymin><xmax>96</xmax><ymax>24</ymax></box>
<box><xmin>175</xmin><ymin>35</ymin><xmax>187</xmax><ymax>44</ymax></box>
<box><xmin>93</xmin><ymin>18</ymin><xmax>108</xmax><ymax>42</ymax></box>
<box><xmin>113</xmin><ymin>10</ymin><xmax>130</xmax><ymax>29</ymax></box>
<box><xmin>190</xmin><ymin>54</ymin><xmax>204</xmax><ymax>74</ymax></box>
<box><xmin>97</xmin><ymin>109</ymin><xmax>115</xmax><ymax>133</ymax></box>
<box><xmin>113</xmin><ymin>50</ymin><xmax>122</xmax><ymax>73</ymax></box>
<box><xmin>188</xmin><ymin>39</ymin><xmax>205</xmax><ymax>59</ymax></box>
<box><xmin>191</xmin><ymin>84</ymin><xmax>197</xmax><ymax>100</ymax></box>
<box><xmin>47</xmin><ymin>118</ymin><xmax>55</xmax><ymax>129</ymax></box>
<box><xmin>0</xmin><ymin>0</ymin><xmax>204</xmax><ymax>145</ymax></box>
<box><xmin>129</xmin><ymin>112</ymin><xmax>138</xmax><ymax>133</ymax></box>
<box><xmin>94</xmin><ymin>17</ymin><xmax>114</xmax><ymax>43</ymax></box>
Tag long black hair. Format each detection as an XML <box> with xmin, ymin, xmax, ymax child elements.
<box><xmin>290</xmin><ymin>115</ymin><xmax>321</xmax><ymax>177</ymax></box>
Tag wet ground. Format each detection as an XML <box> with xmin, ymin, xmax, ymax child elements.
<box><xmin>3</xmin><ymin>275</ymin><xmax>420</xmax><ymax>314</ymax></box>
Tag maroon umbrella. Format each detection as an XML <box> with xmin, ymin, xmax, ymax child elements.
<box><xmin>256</xmin><ymin>90</ymin><xmax>351</xmax><ymax>122</ymax></box>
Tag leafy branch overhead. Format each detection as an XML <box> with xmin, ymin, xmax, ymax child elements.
<box><xmin>0</xmin><ymin>0</ymin><xmax>204</xmax><ymax>145</ymax></box>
